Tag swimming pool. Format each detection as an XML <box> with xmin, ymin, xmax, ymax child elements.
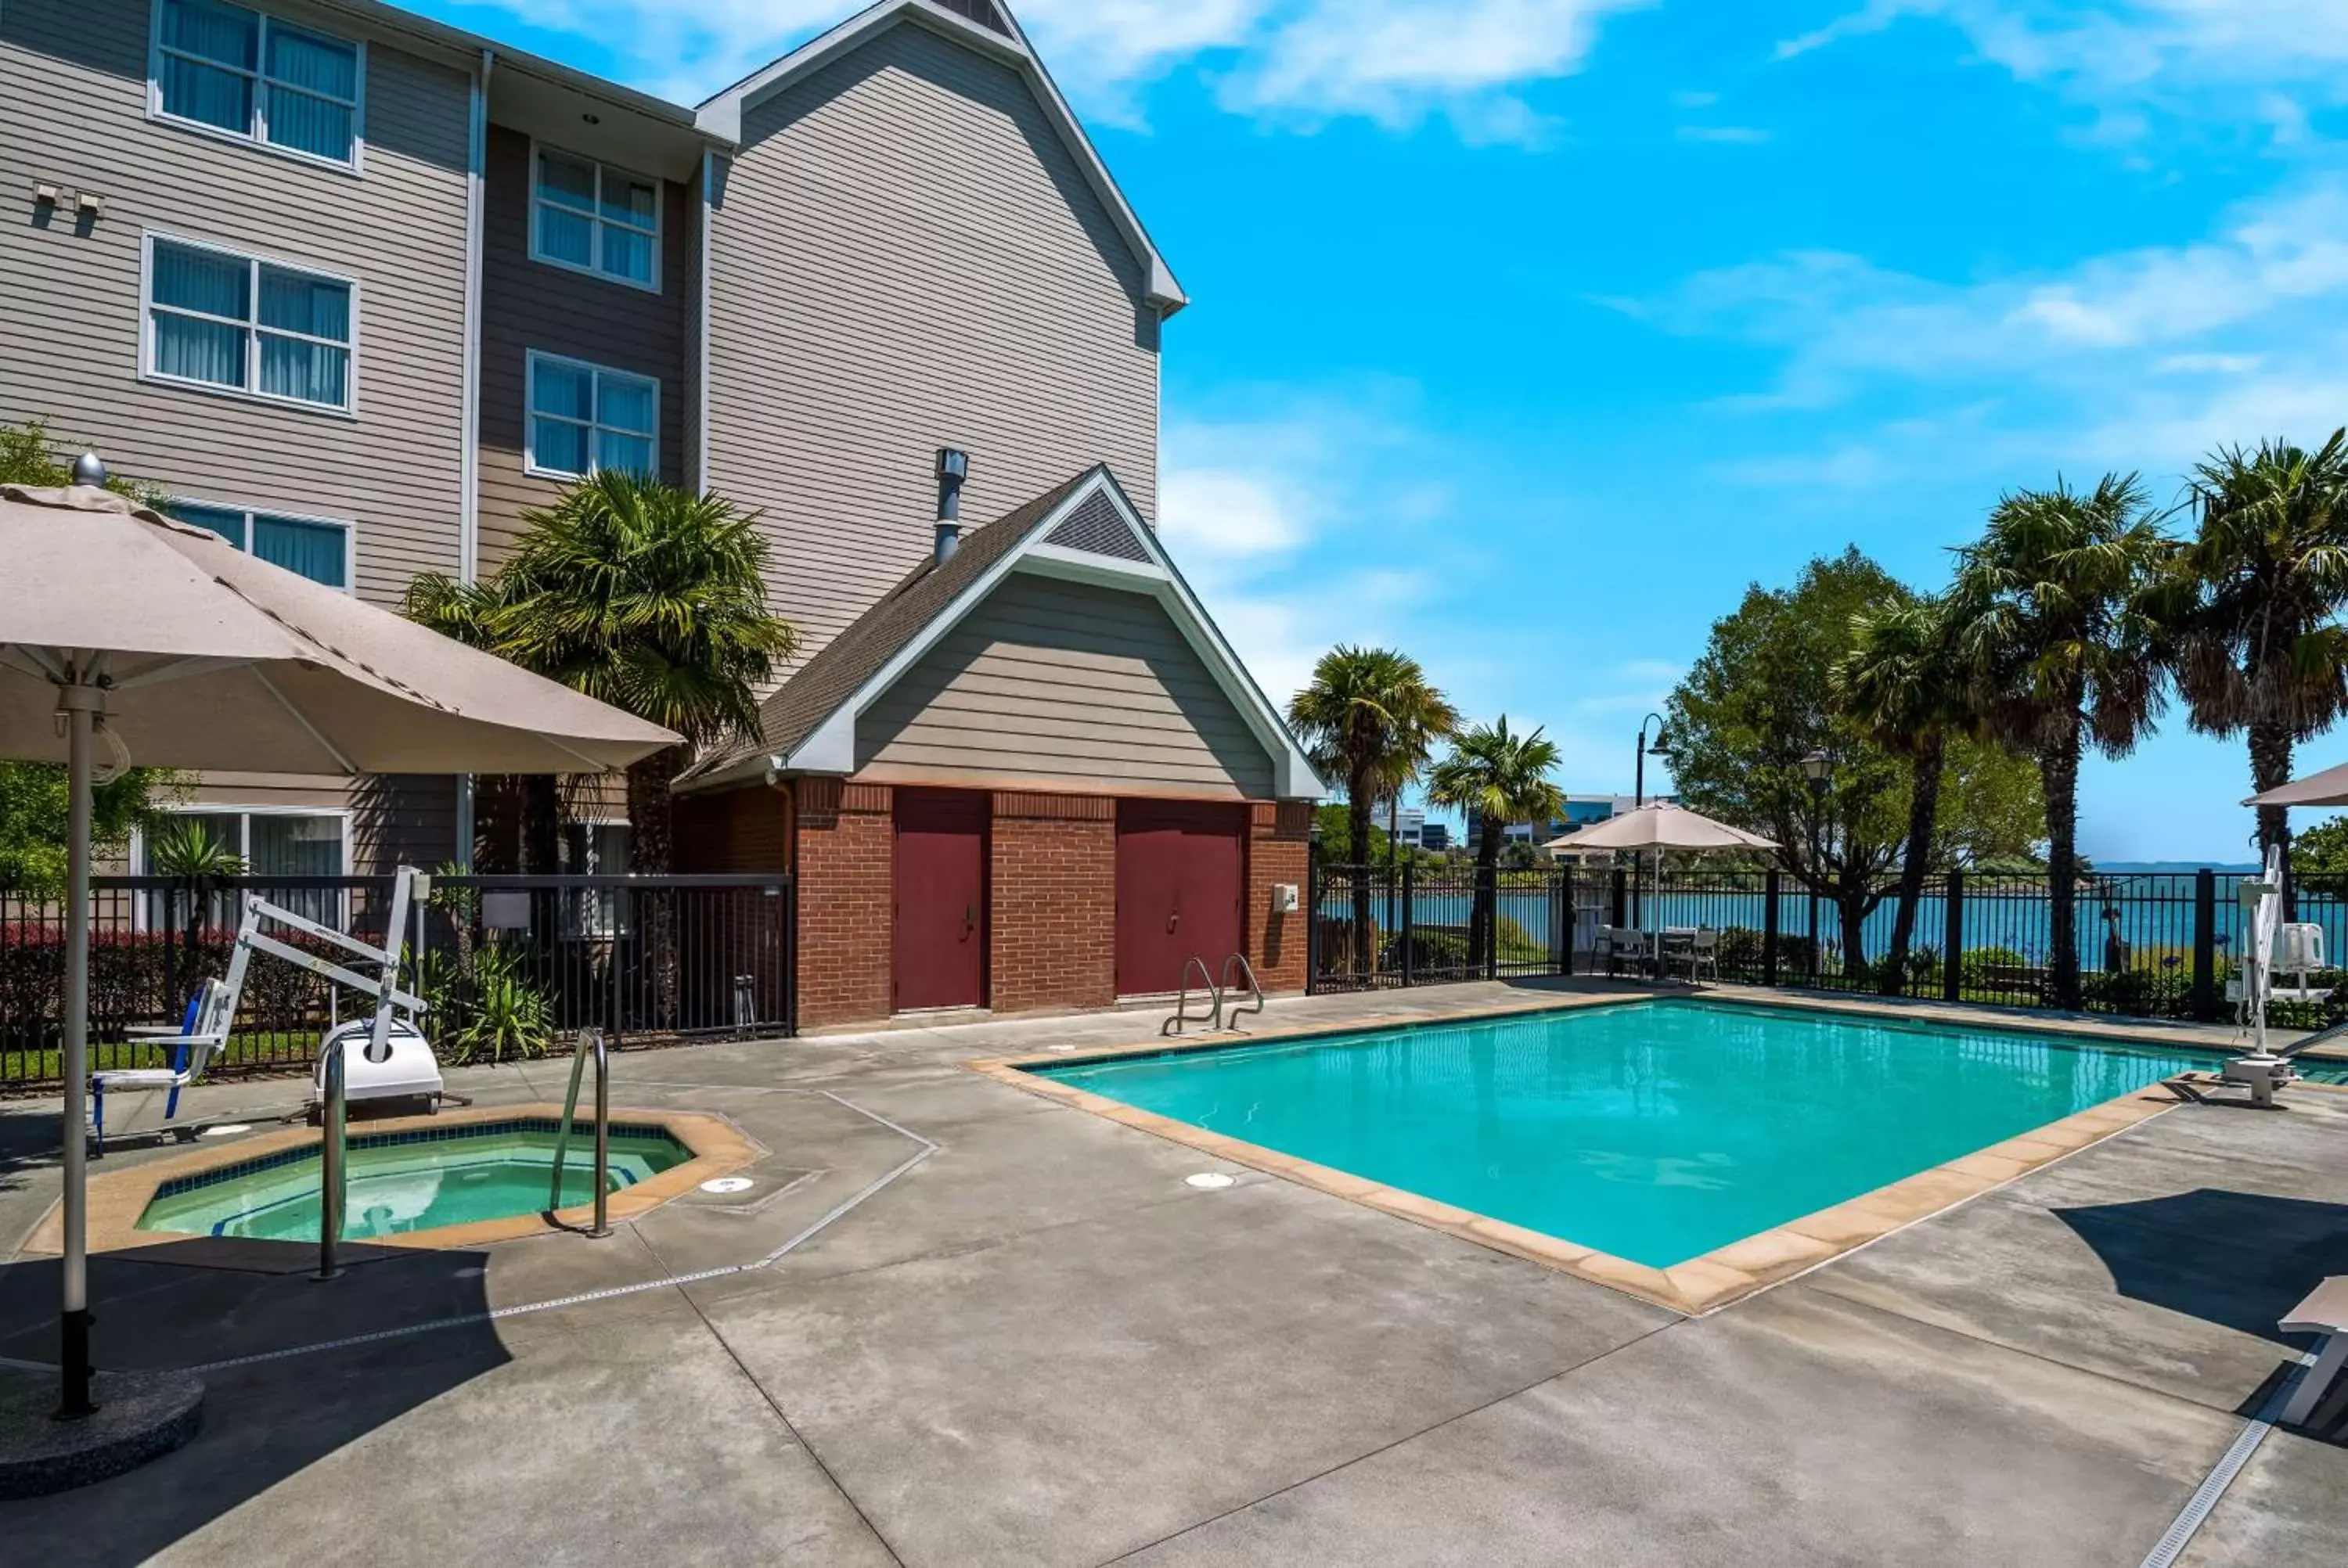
<box><xmin>1028</xmin><ymin>1000</ymin><xmax>2225</xmax><ymax>1272</ymax></box>
<box><xmin>135</xmin><ymin>1120</ymin><xmax>693</xmax><ymax>1243</ymax></box>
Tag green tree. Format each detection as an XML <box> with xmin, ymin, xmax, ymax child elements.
<box><xmin>1953</xmin><ymin>475</ymin><xmax>2170</xmax><ymax>1009</ymax></box>
<box><xmin>1310</xmin><ymin>804</ymin><xmax>1391</xmax><ymax>866</ymax></box>
<box><xmin>0</xmin><ymin>418</ymin><xmax>179</xmax><ymax>890</ymax></box>
<box><xmin>1669</xmin><ymin>549</ymin><xmax>2041</xmax><ymax>975</ymax></box>
<box><xmin>1666</xmin><ymin>550</ymin><xmax>1915</xmax><ymax>970</ymax></box>
<box><xmin>1287</xmin><ymin>647</ymin><xmax>1458</xmax><ymax>975</ymax></box>
<box><xmin>2288</xmin><ymin>816</ymin><xmax>2348</xmax><ymax>879</ymax></box>
<box><xmin>1426</xmin><ymin>717</ymin><xmax>1565</xmax><ymax>970</ymax></box>
<box><xmin>2160</xmin><ymin>431</ymin><xmax>2348</xmax><ymax>883</ymax></box>
<box><xmin>405</xmin><ymin>471</ymin><xmax>798</xmax><ymax>876</ymax></box>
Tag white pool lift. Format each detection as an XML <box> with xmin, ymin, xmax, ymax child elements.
<box><xmin>88</xmin><ymin>865</ymin><xmax>447</xmax><ymax>1149</ymax></box>
<box><xmin>2218</xmin><ymin>848</ymin><xmax>2303</xmax><ymax>1108</ymax></box>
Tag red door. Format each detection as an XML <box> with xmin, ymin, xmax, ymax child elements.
<box><xmin>1115</xmin><ymin>801</ymin><xmax>1244</xmax><ymax>997</ymax></box>
<box><xmin>893</xmin><ymin>789</ymin><xmax>989</xmax><ymax>1011</ymax></box>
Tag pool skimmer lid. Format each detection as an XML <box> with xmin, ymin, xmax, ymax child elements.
<box><xmin>699</xmin><ymin>1176</ymin><xmax>755</xmax><ymax>1195</ymax></box>
<box><xmin>1185</xmin><ymin>1172</ymin><xmax>1236</xmax><ymax>1190</ymax></box>
<box><xmin>201</xmin><ymin>1124</ymin><xmax>254</xmax><ymax>1138</ymax></box>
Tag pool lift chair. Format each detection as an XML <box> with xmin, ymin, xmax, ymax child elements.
<box><xmin>87</xmin><ymin>865</ymin><xmax>448</xmax><ymax>1153</ymax></box>
<box><xmin>2172</xmin><ymin>850</ymin><xmax>2305</xmax><ymax>1109</ymax></box>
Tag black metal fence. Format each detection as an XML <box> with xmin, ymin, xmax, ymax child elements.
<box><xmin>0</xmin><ymin>872</ymin><xmax>794</xmax><ymax>1090</ymax></box>
<box><xmin>1308</xmin><ymin>854</ymin><xmax>2346</xmax><ymax>1029</ymax></box>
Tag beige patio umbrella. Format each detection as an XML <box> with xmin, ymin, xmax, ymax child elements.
<box><xmin>1561</xmin><ymin>802</ymin><xmax>1779</xmax><ymax>954</ymax></box>
<box><xmin>0</xmin><ymin>480</ymin><xmax>675</xmax><ymax>1421</ymax></box>
<box><xmin>2246</xmin><ymin>764</ymin><xmax>2348</xmax><ymax>807</ymax></box>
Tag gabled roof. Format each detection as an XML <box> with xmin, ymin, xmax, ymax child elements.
<box><xmin>679</xmin><ymin>469</ymin><xmax>1323</xmax><ymax>798</ymax></box>
<box><xmin>694</xmin><ymin>0</ymin><xmax>1187</xmax><ymax>315</ymax></box>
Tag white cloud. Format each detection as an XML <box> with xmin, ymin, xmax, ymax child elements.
<box><xmin>1774</xmin><ymin>1</ymin><xmax>2348</xmax><ymax>130</ymax></box>
<box><xmin>1676</xmin><ymin>124</ymin><xmax>1771</xmax><ymax>144</ymax></box>
<box><xmin>466</xmin><ymin>0</ymin><xmax>1648</xmax><ymax>141</ymax></box>
<box><xmin>1646</xmin><ymin>174</ymin><xmax>2348</xmax><ymax>491</ymax></box>
<box><xmin>1654</xmin><ymin>178</ymin><xmax>2348</xmax><ymax>394</ymax></box>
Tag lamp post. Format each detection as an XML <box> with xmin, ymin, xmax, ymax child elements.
<box><xmin>1801</xmin><ymin>750</ymin><xmax>1831</xmax><ymax>983</ymax></box>
<box><xmin>1634</xmin><ymin>714</ymin><xmax>1669</xmax><ymax>809</ymax></box>
<box><xmin>1633</xmin><ymin>715</ymin><xmax>1669</xmax><ymax>928</ymax></box>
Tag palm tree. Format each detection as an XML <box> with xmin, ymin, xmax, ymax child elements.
<box><xmin>1834</xmin><ymin>593</ymin><xmax>1968</xmax><ymax>995</ymax></box>
<box><xmin>1951</xmin><ymin>475</ymin><xmax>2170</xmax><ymax>1009</ymax></box>
<box><xmin>1287</xmin><ymin>647</ymin><xmax>1458</xmax><ymax>975</ymax></box>
<box><xmin>2161</xmin><ymin>431</ymin><xmax>2348</xmax><ymax>884</ymax></box>
<box><xmin>406</xmin><ymin>471</ymin><xmax>798</xmax><ymax>875</ymax></box>
<box><xmin>1426</xmin><ymin>717</ymin><xmax>1565</xmax><ymax>973</ymax></box>
<box><xmin>404</xmin><ymin>574</ymin><xmax>560</xmax><ymax>873</ymax></box>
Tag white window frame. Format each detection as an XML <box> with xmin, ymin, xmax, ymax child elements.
<box><xmin>131</xmin><ymin>804</ymin><xmax>355</xmax><ymax>932</ymax></box>
<box><xmin>146</xmin><ymin>0</ymin><xmax>368</xmax><ymax>175</ymax></box>
<box><xmin>140</xmin><ymin>230</ymin><xmax>362</xmax><ymax>418</ymax></box>
<box><xmin>528</xmin><ymin>139</ymin><xmax>662</xmax><ymax>293</ymax></box>
<box><xmin>524</xmin><ymin>351</ymin><xmax>660</xmax><ymax>480</ymax></box>
<box><xmin>169</xmin><ymin>497</ymin><xmax>358</xmax><ymax>593</ymax></box>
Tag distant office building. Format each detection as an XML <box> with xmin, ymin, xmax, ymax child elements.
<box><xmin>1419</xmin><ymin>822</ymin><xmax>1448</xmax><ymax>851</ymax></box>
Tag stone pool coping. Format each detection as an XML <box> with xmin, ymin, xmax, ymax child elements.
<box><xmin>968</xmin><ymin>989</ymin><xmax>2340</xmax><ymax>1316</ymax></box>
<box><xmin>27</xmin><ymin>1103</ymin><xmax>763</xmax><ymax>1266</ymax></box>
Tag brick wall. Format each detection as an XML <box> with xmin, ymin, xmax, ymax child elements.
<box><xmin>673</xmin><ymin>783</ymin><xmax>790</xmax><ymax>873</ymax></box>
<box><xmin>990</xmin><ymin>791</ymin><xmax>1117</xmax><ymax>1013</ymax></box>
<box><xmin>1248</xmin><ymin>800</ymin><xmax>1314</xmax><ymax>994</ymax></box>
<box><xmin>794</xmin><ymin>779</ymin><xmax>894</xmax><ymax>1027</ymax></box>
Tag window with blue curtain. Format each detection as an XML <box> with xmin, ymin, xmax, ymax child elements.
<box><xmin>529</xmin><ymin>353</ymin><xmax>655</xmax><ymax>479</ymax></box>
<box><xmin>167</xmin><ymin>502</ymin><xmax>350</xmax><ymax>589</ymax></box>
<box><xmin>153</xmin><ymin>0</ymin><xmax>359</xmax><ymax>166</ymax></box>
<box><xmin>150</xmin><ymin>241</ymin><xmax>250</xmax><ymax>390</ymax></box>
<box><xmin>532</xmin><ymin>148</ymin><xmax>658</xmax><ymax>286</ymax></box>
<box><xmin>149</xmin><ymin>238</ymin><xmax>352</xmax><ymax>410</ymax></box>
<box><xmin>251</xmin><ymin>514</ymin><xmax>348</xmax><ymax>587</ymax></box>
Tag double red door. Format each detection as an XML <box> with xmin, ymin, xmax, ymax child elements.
<box><xmin>893</xmin><ymin>789</ymin><xmax>989</xmax><ymax>1011</ymax></box>
<box><xmin>1115</xmin><ymin>801</ymin><xmax>1244</xmax><ymax>997</ymax></box>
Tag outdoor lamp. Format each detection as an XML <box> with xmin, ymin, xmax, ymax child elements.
<box><xmin>1800</xmin><ymin>750</ymin><xmax>1831</xmax><ymax>790</ymax></box>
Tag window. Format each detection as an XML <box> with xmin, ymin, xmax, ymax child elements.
<box><xmin>170</xmin><ymin>501</ymin><xmax>352</xmax><ymax>589</ymax></box>
<box><xmin>146</xmin><ymin>236</ymin><xmax>355</xmax><ymax>412</ymax></box>
<box><xmin>526</xmin><ymin>353</ymin><xmax>657</xmax><ymax>479</ymax></box>
<box><xmin>152</xmin><ymin>0</ymin><xmax>362</xmax><ymax>168</ymax></box>
<box><xmin>137</xmin><ymin>808</ymin><xmax>349</xmax><ymax>928</ymax></box>
<box><xmin>531</xmin><ymin>146</ymin><xmax>659</xmax><ymax>289</ymax></box>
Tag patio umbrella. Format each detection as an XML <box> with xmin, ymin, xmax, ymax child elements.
<box><xmin>1560</xmin><ymin>803</ymin><xmax>1779</xmax><ymax>952</ymax></box>
<box><xmin>0</xmin><ymin>480</ymin><xmax>676</xmax><ymax>1420</ymax></box>
<box><xmin>2246</xmin><ymin>764</ymin><xmax>2348</xmax><ymax>807</ymax></box>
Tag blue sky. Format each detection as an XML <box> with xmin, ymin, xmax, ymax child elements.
<box><xmin>418</xmin><ymin>0</ymin><xmax>2348</xmax><ymax>861</ymax></box>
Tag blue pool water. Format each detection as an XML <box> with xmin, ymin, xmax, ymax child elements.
<box><xmin>1033</xmin><ymin>1000</ymin><xmax>2224</xmax><ymax>1269</ymax></box>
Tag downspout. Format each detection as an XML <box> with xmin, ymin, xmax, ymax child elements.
<box><xmin>453</xmin><ymin>47</ymin><xmax>492</xmax><ymax>870</ymax></box>
<box><xmin>695</xmin><ymin>149</ymin><xmax>715</xmax><ymax>491</ymax></box>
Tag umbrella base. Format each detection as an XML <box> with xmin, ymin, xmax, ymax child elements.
<box><xmin>0</xmin><ymin>1364</ymin><xmax>203</xmax><ymax>1498</ymax></box>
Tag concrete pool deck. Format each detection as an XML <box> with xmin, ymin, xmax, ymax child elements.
<box><xmin>0</xmin><ymin>978</ymin><xmax>2342</xmax><ymax>1565</ymax></box>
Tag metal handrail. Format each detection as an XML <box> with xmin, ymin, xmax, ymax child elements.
<box><xmin>547</xmin><ymin>1027</ymin><xmax>611</xmax><ymax>1238</ymax></box>
<box><xmin>1162</xmin><ymin>957</ymin><xmax>1223</xmax><ymax>1036</ymax></box>
<box><xmin>1219</xmin><ymin>953</ymin><xmax>1264</xmax><ymax>1031</ymax></box>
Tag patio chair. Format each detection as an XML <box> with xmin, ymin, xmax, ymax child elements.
<box><xmin>1596</xmin><ymin>925</ymin><xmax>1651</xmax><ymax>979</ymax></box>
<box><xmin>1675</xmin><ymin>927</ymin><xmax>1721</xmax><ymax>985</ymax></box>
<box><xmin>2279</xmin><ymin>1276</ymin><xmax>2348</xmax><ymax>1427</ymax></box>
<box><xmin>88</xmin><ymin>977</ymin><xmax>234</xmax><ymax>1154</ymax></box>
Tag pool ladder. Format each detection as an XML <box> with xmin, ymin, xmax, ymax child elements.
<box><xmin>546</xmin><ymin>1027</ymin><xmax>613</xmax><ymax>1239</ymax></box>
<box><xmin>1161</xmin><ymin>954</ymin><xmax>1265</xmax><ymax>1037</ymax></box>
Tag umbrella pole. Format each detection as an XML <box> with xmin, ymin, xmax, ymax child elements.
<box><xmin>56</xmin><ymin>682</ymin><xmax>99</xmax><ymax>1419</ymax></box>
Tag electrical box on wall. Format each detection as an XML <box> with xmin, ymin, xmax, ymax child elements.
<box><xmin>1270</xmin><ymin>883</ymin><xmax>1299</xmax><ymax>914</ymax></box>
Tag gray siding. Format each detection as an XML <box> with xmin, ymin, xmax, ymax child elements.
<box><xmin>707</xmin><ymin>19</ymin><xmax>1161</xmax><ymax>663</ymax></box>
<box><xmin>0</xmin><ymin>0</ymin><xmax>472</xmax><ymax>607</ymax></box>
<box><xmin>856</xmin><ymin>574</ymin><xmax>1273</xmax><ymax>799</ymax></box>
<box><xmin>182</xmin><ymin>773</ymin><xmax>459</xmax><ymax>872</ymax></box>
<box><xmin>477</xmin><ymin>124</ymin><xmax>693</xmax><ymax>566</ymax></box>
